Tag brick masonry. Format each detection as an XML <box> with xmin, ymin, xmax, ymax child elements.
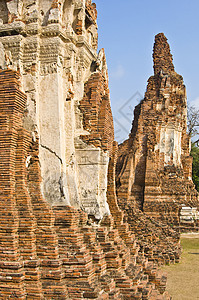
<box><xmin>80</xmin><ymin>69</ymin><xmax>114</xmax><ymax>156</ymax></box>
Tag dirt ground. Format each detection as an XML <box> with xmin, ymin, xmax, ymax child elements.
<box><xmin>162</xmin><ymin>233</ymin><xmax>199</xmax><ymax>300</ymax></box>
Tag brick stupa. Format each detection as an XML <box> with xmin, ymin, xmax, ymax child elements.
<box><xmin>116</xmin><ymin>33</ymin><xmax>199</xmax><ymax>230</ymax></box>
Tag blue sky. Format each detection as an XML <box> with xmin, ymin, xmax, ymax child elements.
<box><xmin>94</xmin><ymin>0</ymin><xmax>199</xmax><ymax>142</ymax></box>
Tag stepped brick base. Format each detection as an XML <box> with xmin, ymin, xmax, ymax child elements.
<box><xmin>0</xmin><ymin>69</ymin><xmax>173</xmax><ymax>299</ymax></box>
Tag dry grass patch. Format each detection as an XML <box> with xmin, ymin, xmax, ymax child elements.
<box><xmin>162</xmin><ymin>235</ymin><xmax>199</xmax><ymax>300</ymax></box>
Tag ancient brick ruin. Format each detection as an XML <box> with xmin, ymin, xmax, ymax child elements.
<box><xmin>116</xmin><ymin>33</ymin><xmax>199</xmax><ymax>232</ymax></box>
<box><xmin>0</xmin><ymin>1</ymin><xmax>198</xmax><ymax>299</ymax></box>
<box><xmin>0</xmin><ymin>69</ymin><xmax>175</xmax><ymax>299</ymax></box>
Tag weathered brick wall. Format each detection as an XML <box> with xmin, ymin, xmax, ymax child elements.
<box><xmin>0</xmin><ymin>69</ymin><xmax>68</xmax><ymax>298</ymax></box>
<box><xmin>80</xmin><ymin>70</ymin><xmax>114</xmax><ymax>156</ymax></box>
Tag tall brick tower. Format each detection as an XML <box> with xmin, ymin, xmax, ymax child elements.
<box><xmin>116</xmin><ymin>33</ymin><xmax>198</xmax><ymax>228</ymax></box>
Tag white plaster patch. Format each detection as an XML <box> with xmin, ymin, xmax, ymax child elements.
<box><xmin>158</xmin><ymin>126</ymin><xmax>182</xmax><ymax>166</ymax></box>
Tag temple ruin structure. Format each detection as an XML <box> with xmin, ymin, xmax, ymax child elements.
<box><xmin>0</xmin><ymin>0</ymin><xmax>198</xmax><ymax>299</ymax></box>
<box><xmin>116</xmin><ymin>33</ymin><xmax>199</xmax><ymax>231</ymax></box>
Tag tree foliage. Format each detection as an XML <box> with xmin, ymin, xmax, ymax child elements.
<box><xmin>190</xmin><ymin>143</ymin><xmax>199</xmax><ymax>191</ymax></box>
<box><xmin>187</xmin><ymin>104</ymin><xmax>199</xmax><ymax>146</ymax></box>
<box><xmin>187</xmin><ymin>104</ymin><xmax>199</xmax><ymax>191</ymax></box>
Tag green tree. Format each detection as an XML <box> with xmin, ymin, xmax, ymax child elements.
<box><xmin>187</xmin><ymin>104</ymin><xmax>199</xmax><ymax>191</ymax></box>
<box><xmin>187</xmin><ymin>104</ymin><xmax>199</xmax><ymax>146</ymax></box>
<box><xmin>190</xmin><ymin>143</ymin><xmax>199</xmax><ymax>191</ymax></box>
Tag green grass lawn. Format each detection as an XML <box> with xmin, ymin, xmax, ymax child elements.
<box><xmin>162</xmin><ymin>234</ymin><xmax>199</xmax><ymax>300</ymax></box>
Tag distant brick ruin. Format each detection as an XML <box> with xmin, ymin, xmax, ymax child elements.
<box><xmin>116</xmin><ymin>33</ymin><xmax>199</xmax><ymax>232</ymax></box>
<box><xmin>0</xmin><ymin>1</ymin><xmax>198</xmax><ymax>299</ymax></box>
